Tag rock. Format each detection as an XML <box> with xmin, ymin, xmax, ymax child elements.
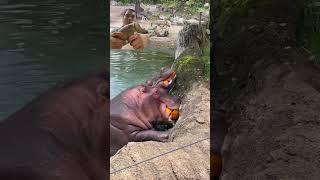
<box><xmin>185</xmin><ymin>19</ymin><xmax>206</xmax><ymax>25</ymax></box>
<box><xmin>175</xmin><ymin>23</ymin><xmax>209</xmax><ymax>60</ymax></box>
<box><xmin>110</xmin><ymin>1</ymin><xmax>118</xmax><ymax>6</ymax></box>
<box><xmin>171</xmin><ymin>16</ymin><xmax>185</xmax><ymax>25</ymax></box>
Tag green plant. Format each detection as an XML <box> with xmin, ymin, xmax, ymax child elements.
<box><xmin>185</xmin><ymin>0</ymin><xmax>210</xmax><ymax>24</ymax></box>
<box><xmin>304</xmin><ymin>0</ymin><xmax>320</xmax><ymax>61</ymax></box>
<box><xmin>202</xmin><ymin>47</ymin><xmax>210</xmax><ymax>80</ymax></box>
<box><xmin>116</xmin><ymin>0</ymin><xmax>162</xmax><ymax>5</ymax></box>
<box><xmin>117</xmin><ymin>0</ymin><xmax>134</xmax><ymax>5</ymax></box>
<box><xmin>217</xmin><ymin>0</ymin><xmax>272</xmax><ymax>37</ymax></box>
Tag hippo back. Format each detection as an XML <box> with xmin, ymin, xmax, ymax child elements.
<box><xmin>0</xmin><ymin>72</ymin><xmax>108</xmax><ymax>180</ymax></box>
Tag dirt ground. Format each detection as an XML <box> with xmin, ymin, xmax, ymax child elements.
<box><xmin>214</xmin><ymin>0</ymin><xmax>320</xmax><ymax>179</ymax></box>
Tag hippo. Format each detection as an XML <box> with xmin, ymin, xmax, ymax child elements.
<box><xmin>146</xmin><ymin>67</ymin><xmax>177</xmax><ymax>90</ymax></box>
<box><xmin>110</xmin><ymin>83</ymin><xmax>180</xmax><ymax>156</ymax></box>
<box><xmin>0</xmin><ymin>73</ymin><xmax>108</xmax><ymax>180</ymax></box>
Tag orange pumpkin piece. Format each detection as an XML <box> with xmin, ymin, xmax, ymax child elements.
<box><xmin>211</xmin><ymin>153</ymin><xmax>222</xmax><ymax>178</ymax></box>
<box><xmin>170</xmin><ymin>109</ymin><xmax>179</xmax><ymax>120</ymax></box>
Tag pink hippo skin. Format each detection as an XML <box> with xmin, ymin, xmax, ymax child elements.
<box><xmin>0</xmin><ymin>73</ymin><xmax>108</xmax><ymax>180</ymax></box>
<box><xmin>110</xmin><ymin>84</ymin><xmax>180</xmax><ymax>156</ymax></box>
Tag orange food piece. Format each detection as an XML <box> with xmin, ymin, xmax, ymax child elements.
<box><xmin>165</xmin><ymin>107</ymin><xmax>180</xmax><ymax>121</ymax></box>
<box><xmin>163</xmin><ymin>80</ymin><xmax>169</xmax><ymax>85</ymax></box>
<box><xmin>211</xmin><ymin>153</ymin><xmax>222</xmax><ymax>178</ymax></box>
<box><xmin>170</xmin><ymin>109</ymin><xmax>179</xmax><ymax>120</ymax></box>
<box><xmin>165</xmin><ymin>107</ymin><xmax>172</xmax><ymax>115</ymax></box>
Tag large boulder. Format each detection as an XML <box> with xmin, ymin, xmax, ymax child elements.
<box><xmin>175</xmin><ymin>23</ymin><xmax>209</xmax><ymax>60</ymax></box>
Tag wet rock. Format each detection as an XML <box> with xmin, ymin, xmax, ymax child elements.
<box><xmin>175</xmin><ymin>23</ymin><xmax>209</xmax><ymax>60</ymax></box>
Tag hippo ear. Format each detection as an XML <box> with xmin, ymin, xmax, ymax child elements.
<box><xmin>160</xmin><ymin>67</ymin><xmax>165</xmax><ymax>73</ymax></box>
<box><xmin>146</xmin><ymin>80</ymin><xmax>153</xmax><ymax>86</ymax></box>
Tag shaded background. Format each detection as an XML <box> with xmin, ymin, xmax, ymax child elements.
<box><xmin>0</xmin><ymin>0</ymin><xmax>107</xmax><ymax>120</ymax></box>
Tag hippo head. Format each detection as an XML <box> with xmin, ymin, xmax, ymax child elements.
<box><xmin>146</xmin><ymin>67</ymin><xmax>176</xmax><ymax>90</ymax></box>
<box><xmin>117</xmin><ymin>84</ymin><xmax>180</xmax><ymax>129</ymax></box>
<box><xmin>155</xmin><ymin>86</ymin><xmax>180</xmax><ymax>123</ymax></box>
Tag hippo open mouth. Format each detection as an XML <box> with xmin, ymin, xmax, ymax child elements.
<box><xmin>162</xmin><ymin>71</ymin><xmax>176</xmax><ymax>87</ymax></box>
<box><xmin>165</xmin><ymin>106</ymin><xmax>179</xmax><ymax>121</ymax></box>
<box><xmin>160</xmin><ymin>102</ymin><xmax>180</xmax><ymax>123</ymax></box>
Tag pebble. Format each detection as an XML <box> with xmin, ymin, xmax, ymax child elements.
<box><xmin>279</xmin><ymin>23</ymin><xmax>287</xmax><ymax>27</ymax></box>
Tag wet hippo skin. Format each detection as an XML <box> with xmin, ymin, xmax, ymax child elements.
<box><xmin>0</xmin><ymin>73</ymin><xmax>108</xmax><ymax>180</ymax></box>
<box><xmin>110</xmin><ymin>83</ymin><xmax>180</xmax><ymax>156</ymax></box>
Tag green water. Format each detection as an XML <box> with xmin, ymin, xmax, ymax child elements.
<box><xmin>0</xmin><ymin>0</ymin><xmax>105</xmax><ymax>120</ymax></box>
<box><xmin>110</xmin><ymin>50</ymin><xmax>174</xmax><ymax>99</ymax></box>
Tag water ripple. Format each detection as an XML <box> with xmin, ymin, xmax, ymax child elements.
<box><xmin>110</xmin><ymin>50</ymin><xmax>174</xmax><ymax>98</ymax></box>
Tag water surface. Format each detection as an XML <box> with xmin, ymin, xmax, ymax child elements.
<box><xmin>0</xmin><ymin>0</ymin><xmax>106</xmax><ymax>120</ymax></box>
<box><xmin>110</xmin><ymin>50</ymin><xmax>174</xmax><ymax>98</ymax></box>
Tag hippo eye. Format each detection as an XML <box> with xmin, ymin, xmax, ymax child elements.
<box><xmin>160</xmin><ymin>67</ymin><xmax>165</xmax><ymax>72</ymax></box>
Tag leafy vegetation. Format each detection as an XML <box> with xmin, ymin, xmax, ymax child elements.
<box><xmin>174</xmin><ymin>48</ymin><xmax>210</xmax><ymax>81</ymax></box>
<box><xmin>304</xmin><ymin>0</ymin><xmax>320</xmax><ymax>61</ymax></box>
<box><xmin>202</xmin><ymin>47</ymin><xmax>210</xmax><ymax>80</ymax></box>
<box><xmin>116</xmin><ymin>0</ymin><xmax>209</xmax><ymax>16</ymax></box>
<box><xmin>217</xmin><ymin>0</ymin><xmax>272</xmax><ymax>37</ymax></box>
<box><xmin>117</xmin><ymin>0</ymin><xmax>162</xmax><ymax>4</ymax></box>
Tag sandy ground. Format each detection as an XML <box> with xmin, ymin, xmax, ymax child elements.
<box><xmin>110</xmin><ymin>5</ymin><xmax>184</xmax><ymax>55</ymax></box>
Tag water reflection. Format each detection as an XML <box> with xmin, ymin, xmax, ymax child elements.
<box><xmin>0</xmin><ymin>0</ymin><xmax>106</xmax><ymax>120</ymax></box>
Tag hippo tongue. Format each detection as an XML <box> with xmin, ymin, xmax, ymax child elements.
<box><xmin>165</xmin><ymin>106</ymin><xmax>179</xmax><ymax>121</ymax></box>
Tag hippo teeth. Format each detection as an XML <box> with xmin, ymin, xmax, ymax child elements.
<box><xmin>163</xmin><ymin>78</ymin><xmax>173</xmax><ymax>86</ymax></box>
<box><xmin>162</xmin><ymin>72</ymin><xmax>176</xmax><ymax>86</ymax></box>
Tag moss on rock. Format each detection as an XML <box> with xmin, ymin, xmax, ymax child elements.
<box><xmin>171</xmin><ymin>53</ymin><xmax>210</xmax><ymax>98</ymax></box>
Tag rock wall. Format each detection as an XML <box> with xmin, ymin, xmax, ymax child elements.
<box><xmin>213</xmin><ymin>0</ymin><xmax>320</xmax><ymax>179</ymax></box>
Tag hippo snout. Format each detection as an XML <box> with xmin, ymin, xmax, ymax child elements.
<box><xmin>148</xmin><ymin>67</ymin><xmax>177</xmax><ymax>89</ymax></box>
<box><xmin>159</xmin><ymin>93</ymin><xmax>181</xmax><ymax>122</ymax></box>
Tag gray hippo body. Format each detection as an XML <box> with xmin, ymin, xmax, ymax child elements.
<box><xmin>110</xmin><ymin>83</ymin><xmax>180</xmax><ymax>156</ymax></box>
<box><xmin>0</xmin><ymin>73</ymin><xmax>108</xmax><ymax>180</ymax></box>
